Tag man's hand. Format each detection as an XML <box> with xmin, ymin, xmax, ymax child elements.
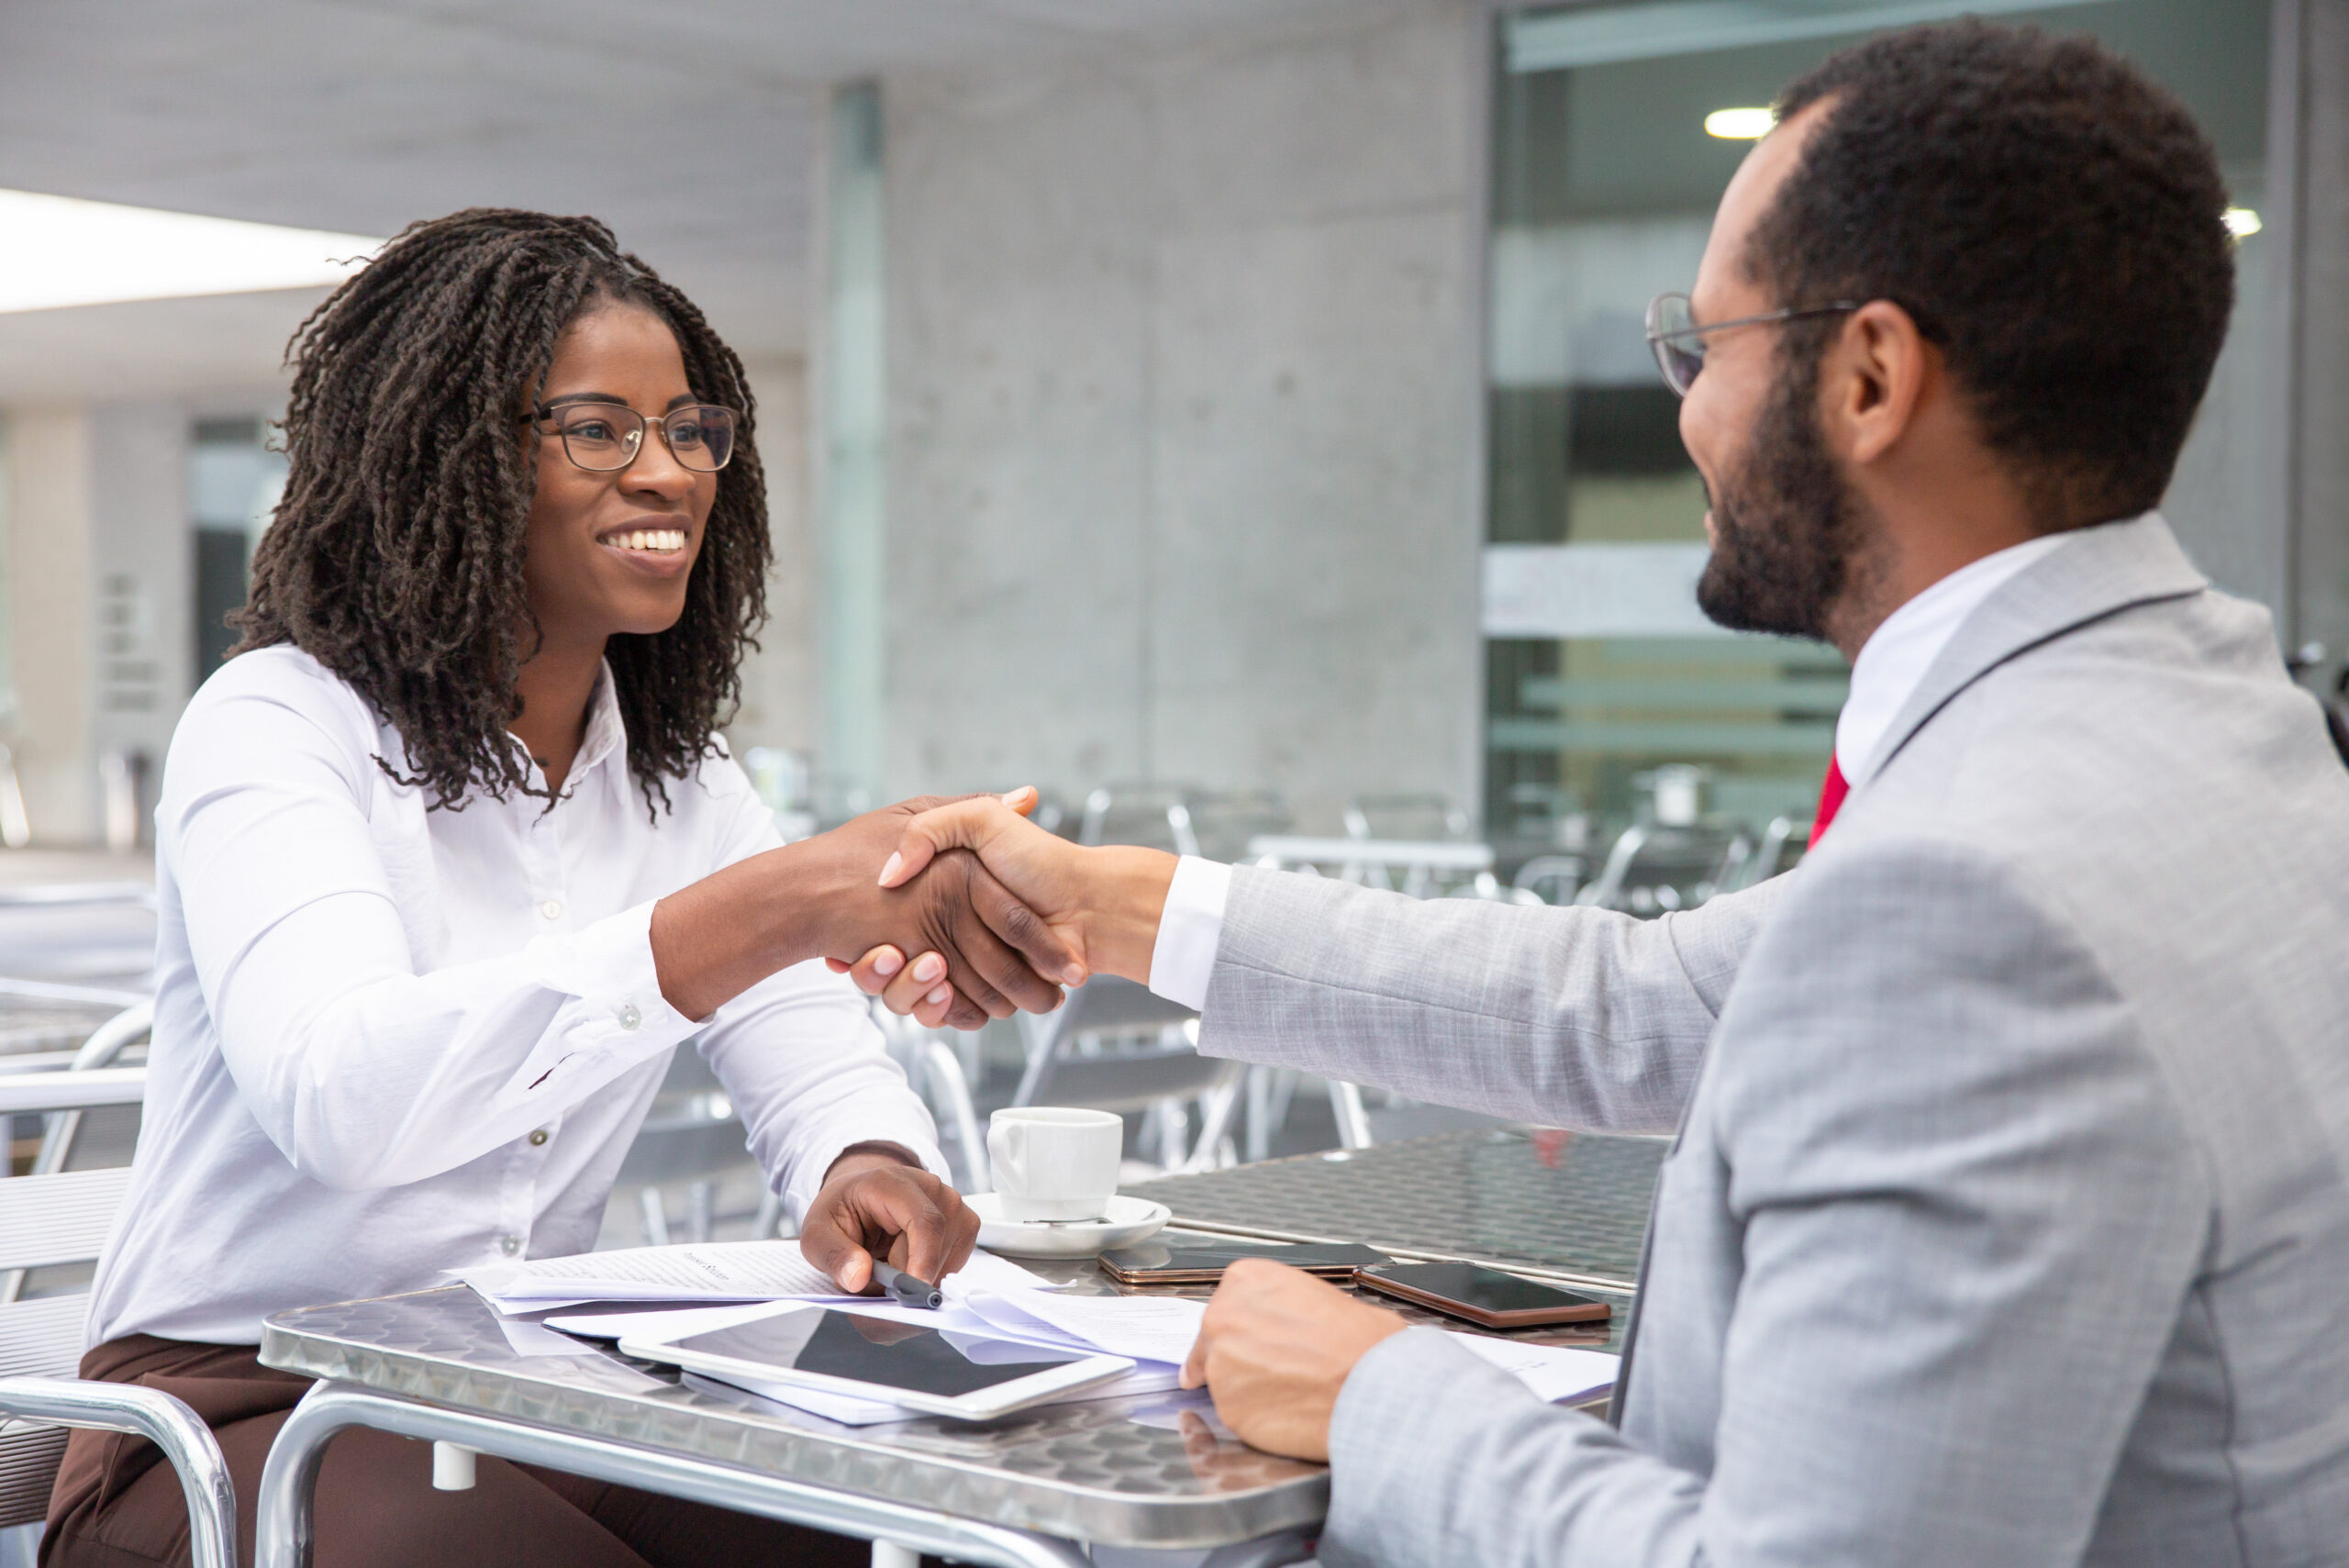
<box><xmin>1180</xmin><ymin>1259</ymin><xmax>1408</xmax><ymax>1461</ymax></box>
<box><xmin>834</xmin><ymin>787</ymin><xmax>1176</xmax><ymax>1026</ymax></box>
<box><xmin>797</xmin><ymin>1146</ymin><xmax>982</xmax><ymax>1294</ymax></box>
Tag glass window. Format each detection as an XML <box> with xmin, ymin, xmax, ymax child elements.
<box><xmin>1484</xmin><ymin>0</ymin><xmax>2274</xmax><ymax>864</ymax></box>
<box><xmin>190</xmin><ymin>417</ymin><xmax>285</xmax><ymax>681</ymax></box>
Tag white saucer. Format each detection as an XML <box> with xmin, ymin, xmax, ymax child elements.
<box><xmin>970</xmin><ymin>1193</ymin><xmax>1172</xmax><ymax>1258</ymax></box>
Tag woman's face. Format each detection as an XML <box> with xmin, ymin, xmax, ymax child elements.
<box><xmin>521</xmin><ymin>302</ymin><xmax>718</xmax><ymax>650</ymax></box>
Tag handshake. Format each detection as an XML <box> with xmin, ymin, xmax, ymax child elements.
<box><xmin>649</xmin><ymin>784</ymin><xmax>1174</xmax><ymax>1031</ymax></box>
<box><xmin>825</xmin><ymin>785</ymin><xmax>1174</xmax><ymax>1029</ymax></box>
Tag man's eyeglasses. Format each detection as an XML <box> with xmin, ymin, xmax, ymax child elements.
<box><xmin>1644</xmin><ymin>292</ymin><xmax>1862</xmax><ymax>397</ymax></box>
<box><xmin>531</xmin><ymin>401</ymin><xmax>740</xmax><ymax>473</ymax></box>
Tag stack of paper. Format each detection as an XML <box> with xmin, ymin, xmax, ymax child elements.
<box><xmin>453</xmin><ymin>1239</ymin><xmax>1616</xmax><ymax>1425</ymax></box>
<box><xmin>455</xmin><ymin>1240</ymin><xmax>1053</xmax><ymax>1312</ymax></box>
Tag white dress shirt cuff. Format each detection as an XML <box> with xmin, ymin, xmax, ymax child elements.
<box><xmin>1148</xmin><ymin>856</ymin><xmax>1231</xmax><ymax>1011</ymax></box>
<box><xmin>508</xmin><ymin>901</ymin><xmax>698</xmax><ymax>1096</ymax></box>
<box><xmin>784</xmin><ymin>1123</ymin><xmax>955</xmax><ymax>1228</ymax></box>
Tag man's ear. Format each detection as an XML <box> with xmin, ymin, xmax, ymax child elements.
<box><xmin>1824</xmin><ymin>299</ymin><xmax>1932</xmax><ymax>468</ymax></box>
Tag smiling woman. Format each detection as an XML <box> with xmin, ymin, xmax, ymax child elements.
<box><xmin>41</xmin><ymin>210</ymin><xmax>1077</xmax><ymax>1568</ymax></box>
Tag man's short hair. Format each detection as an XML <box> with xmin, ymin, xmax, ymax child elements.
<box><xmin>1757</xmin><ymin>21</ymin><xmax>2234</xmax><ymax>527</ymax></box>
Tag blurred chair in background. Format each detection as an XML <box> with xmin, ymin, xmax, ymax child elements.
<box><xmin>1342</xmin><ymin>791</ymin><xmax>1469</xmax><ymax>843</ymax></box>
<box><xmin>1575</xmin><ymin>764</ymin><xmax>1753</xmax><ymax>915</ymax></box>
<box><xmin>1013</xmin><ymin>977</ymin><xmax>1240</xmax><ymax>1174</ymax></box>
<box><xmin>0</xmin><ymin>1066</ymin><xmax>235</xmax><ymax>1568</ymax></box>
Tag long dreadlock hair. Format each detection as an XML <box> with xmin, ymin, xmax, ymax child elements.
<box><xmin>232</xmin><ymin>207</ymin><xmax>771</xmax><ymax>817</ymax></box>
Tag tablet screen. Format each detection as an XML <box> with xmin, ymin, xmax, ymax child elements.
<box><xmin>671</xmin><ymin>1309</ymin><xmax>1089</xmax><ymax>1398</ymax></box>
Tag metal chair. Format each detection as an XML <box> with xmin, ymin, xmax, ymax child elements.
<box><xmin>0</xmin><ymin>1068</ymin><xmax>237</xmax><ymax>1568</ymax></box>
<box><xmin>1574</xmin><ymin>820</ymin><xmax>1753</xmax><ymax>915</ymax></box>
<box><xmin>1013</xmin><ymin>978</ymin><xmax>1241</xmax><ymax>1174</ymax></box>
<box><xmin>1078</xmin><ymin>786</ymin><xmax>1200</xmax><ymax>856</ymax></box>
<box><xmin>0</xmin><ymin>884</ymin><xmax>159</xmax><ymax>990</ymax></box>
<box><xmin>1244</xmin><ymin>835</ymin><xmax>1493</xmax><ymax>899</ymax></box>
<box><xmin>1342</xmin><ymin>791</ymin><xmax>1469</xmax><ymax>843</ymax></box>
<box><xmin>870</xmin><ymin>1009</ymin><xmax>990</xmax><ymax>1193</ymax></box>
<box><xmin>1510</xmin><ymin>854</ymin><xmax>1587</xmax><ymax>906</ymax></box>
<box><xmin>1731</xmin><ymin>815</ymin><xmax>1814</xmax><ymax>890</ymax></box>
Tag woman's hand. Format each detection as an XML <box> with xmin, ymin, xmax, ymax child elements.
<box><xmin>798</xmin><ymin>1144</ymin><xmax>982</xmax><ymax>1293</ymax></box>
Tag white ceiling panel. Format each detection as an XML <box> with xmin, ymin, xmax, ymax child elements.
<box><xmin>0</xmin><ymin>0</ymin><xmax>1406</xmax><ymax>369</ymax></box>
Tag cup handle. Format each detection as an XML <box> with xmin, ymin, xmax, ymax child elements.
<box><xmin>987</xmin><ymin>1120</ymin><xmax>1026</xmax><ymax>1192</ymax></box>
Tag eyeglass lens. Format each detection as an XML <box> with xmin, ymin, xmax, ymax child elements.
<box><xmin>550</xmin><ymin>404</ymin><xmax>738</xmax><ymax>473</ymax></box>
<box><xmin>1644</xmin><ymin>294</ymin><xmax>1703</xmax><ymax>397</ymax></box>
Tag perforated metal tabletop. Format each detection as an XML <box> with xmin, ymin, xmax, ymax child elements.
<box><xmin>1123</xmin><ymin>1128</ymin><xmax>1665</xmax><ymax>1294</ymax></box>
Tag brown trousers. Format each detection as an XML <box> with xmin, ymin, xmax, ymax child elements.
<box><xmin>41</xmin><ymin>1336</ymin><xmax>878</xmax><ymax>1568</ymax></box>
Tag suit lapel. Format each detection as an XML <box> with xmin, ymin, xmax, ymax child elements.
<box><xmin>1860</xmin><ymin>513</ymin><xmax>2210</xmax><ymax>784</ymax></box>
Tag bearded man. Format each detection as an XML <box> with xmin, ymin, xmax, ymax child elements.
<box><xmin>855</xmin><ymin>20</ymin><xmax>2349</xmax><ymax>1568</ymax></box>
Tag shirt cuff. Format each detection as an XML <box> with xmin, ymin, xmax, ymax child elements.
<box><xmin>1148</xmin><ymin>855</ymin><xmax>1230</xmax><ymax>1011</ymax></box>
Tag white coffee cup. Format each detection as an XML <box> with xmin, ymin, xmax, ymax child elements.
<box><xmin>986</xmin><ymin>1107</ymin><xmax>1123</xmax><ymax>1222</ymax></box>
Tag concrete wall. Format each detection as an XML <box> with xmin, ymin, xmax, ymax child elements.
<box><xmin>2</xmin><ymin>402</ymin><xmax>195</xmax><ymax>845</ymax></box>
<box><xmin>728</xmin><ymin>356</ymin><xmax>819</xmax><ymax>757</ymax></box>
<box><xmin>876</xmin><ymin>2</ymin><xmax>1486</xmax><ymax>829</ymax></box>
<box><xmin>5</xmin><ymin>408</ymin><xmax>96</xmax><ymax>840</ymax></box>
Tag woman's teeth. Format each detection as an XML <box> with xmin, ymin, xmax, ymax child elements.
<box><xmin>607</xmin><ymin>529</ymin><xmax>686</xmax><ymax>554</ymax></box>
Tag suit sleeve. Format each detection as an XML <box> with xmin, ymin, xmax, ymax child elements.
<box><xmin>1195</xmin><ymin>867</ymin><xmax>1787</xmax><ymax>1131</ymax></box>
<box><xmin>1316</xmin><ymin>838</ymin><xmax>2208</xmax><ymax>1568</ymax></box>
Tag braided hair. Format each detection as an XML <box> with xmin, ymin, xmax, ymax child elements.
<box><xmin>232</xmin><ymin>207</ymin><xmax>770</xmax><ymax>817</ymax></box>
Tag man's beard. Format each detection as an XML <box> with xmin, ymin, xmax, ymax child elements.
<box><xmin>1693</xmin><ymin>350</ymin><xmax>1861</xmax><ymax>640</ymax></box>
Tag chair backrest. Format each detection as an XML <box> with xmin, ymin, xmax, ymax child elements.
<box><xmin>1732</xmin><ymin>815</ymin><xmax>1814</xmax><ymax>890</ymax></box>
<box><xmin>1511</xmin><ymin>854</ymin><xmax>1586</xmax><ymax>905</ymax></box>
<box><xmin>1575</xmin><ymin>821</ymin><xmax>1753</xmax><ymax>914</ymax></box>
<box><xmin>1244</xmin><ymin>835</ymin><xmax>1492</xmax><ymax>897</ymax></box>
<box><xmin>1343</xmin><ymin>792</ymin><xmax>1469</xmax><ymax>843</ymax></box>
<box><xmin>1012</xmin><ymin>976</ymin><xmax>1219</xmax><ymax>1112</ymax></box>
<box><xmin>0</xmin><ymin>1071</ymin><xmax>144</xmax><ymax>1529</ymax></box>
<box><xmin>1079</xmin><ymin>786</ymin><xmax>1200</xmax><ymax>855</ymax></box>
<box><xmin>1181</xmin><ymin>790</ymin><xmax>1290</xmax><ymax>863</ymax></box>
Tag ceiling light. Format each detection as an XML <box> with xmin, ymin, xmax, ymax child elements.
<box><xmin>1705</xmin><ymin>107</ymin><xmax>1776</xmax><ymax>139</ymax></box>
<box><xmin>0</xmin><ymin>190</ymin><xmax>381</xmax><ymax>315</ymax></box>
<box><xmin>2223</xmin><ymin>206</ymin><xmax>2262</xmax><ymax>239</ymax></box>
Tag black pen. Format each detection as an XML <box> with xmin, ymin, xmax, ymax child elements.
<box><xmin>873</xmin><ymin>1261</ymin><xmax>943</xmax><ymax>1310</ymax></box>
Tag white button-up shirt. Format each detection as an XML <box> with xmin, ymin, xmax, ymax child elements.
<box><xmin>92</xmin><ymin>645</ymin><xmax>941</xmax><ymax>1346</ymax></box>
<box><xmin>1145</xmin><ymin>526</ymin><xmax>2093</xmax><ymax>1008</ymax></box>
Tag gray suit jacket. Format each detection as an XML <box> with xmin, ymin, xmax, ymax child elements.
<box><xmin>1197</xmin><ymin>516</ymin><xmax>2349</xmax><ymax>1567</ymax></box>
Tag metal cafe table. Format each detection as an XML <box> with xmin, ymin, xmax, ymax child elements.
<box><xmin>255</xmin><ymin>1130</ymin><xmax>1661</xmax><ymax>1566</ymax></box>
<box><xmin>254</xmin><ymin>1240</ymin><xmax>1321</xmax><ymax>1568</ymax></box>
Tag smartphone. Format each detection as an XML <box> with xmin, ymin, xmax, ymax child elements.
<box><xmin>1355</xmin><ymin>1262</ymin><xmax>1612</xmax><ymax>1329</ymax></box>
<box><xmin>1097</xmin><ymin>1239</ymin><xmax>1390</xmax><ymax>1286</ymax></box>
<box><xmin>619</xmin><ymin>1304</ymin><xmax>1134</xmax><ymax>1420</ymax></box>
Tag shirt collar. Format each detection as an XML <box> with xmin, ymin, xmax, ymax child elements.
<box><xmin>571</xmin><ymin>661</ymin><xmax>629</xmax><ymax>783</ymax></box>
<box><xmin>1833</xmin><ymin>529</ymin><xmax>2073</xmax><ymax>787</ymax></box>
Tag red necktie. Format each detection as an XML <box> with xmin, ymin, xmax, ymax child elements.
<box><xmin>1812</xmin><ymin>755</ymin><xmax>1850</xmax><ymax>841</ymax></box>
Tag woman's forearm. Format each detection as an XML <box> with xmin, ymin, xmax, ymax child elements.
<box><xmin>650</xmin><ymin>841</ymin><xmax>827</xmax><ymax>1021</ymax></box>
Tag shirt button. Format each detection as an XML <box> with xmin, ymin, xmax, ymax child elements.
<box><xmin>618</xmin><ymin>1004</ymin><xmax>641</xmax><ymax>1030</ymax></box>
<box><xmin>499</xmin><ymin>1235</ymin><xmax>520</xmax><ymax>1256</ymax></box>
<box><xmin>529</xmin><ymin>1129</ymin><xmax>549</xmax><ymax>1147</ymax></box>
<box><xmin>540</xmin><ymin>899</ymin><xmax>563</xmax><ymax>920</ymax></box>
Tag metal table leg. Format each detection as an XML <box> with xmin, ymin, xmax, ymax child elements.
<box><xmin>255</xmin><ymin>1382</ymin><xmax>1093</xmax><ymax>1568</ymax></box>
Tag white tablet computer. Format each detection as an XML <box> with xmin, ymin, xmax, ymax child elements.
<box><xmin>619</xmin><ymin>1304</ymin><xmax>1135</xmax><ymax>1420</ymax></box>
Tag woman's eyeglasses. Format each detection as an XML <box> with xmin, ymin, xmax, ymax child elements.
<box><xmin>1644</xmin><ymin>292</ymin><xmax>1861</xmax><ymax>397</ymax></box>
<box><xmin>531</xmin><ymin>401</ymin><xmax>740</xmax><ymax>473</ymax></box>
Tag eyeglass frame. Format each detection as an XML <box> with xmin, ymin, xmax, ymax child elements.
<box><xmin>526</xmin><ymin>397</ymin><xmax>742</xmax><ymax>473</ymax></box>
<box><xmin>1644</xmin><ymin>292</ymin><xmax>1864</xmax><ymax>397</ymax></box>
